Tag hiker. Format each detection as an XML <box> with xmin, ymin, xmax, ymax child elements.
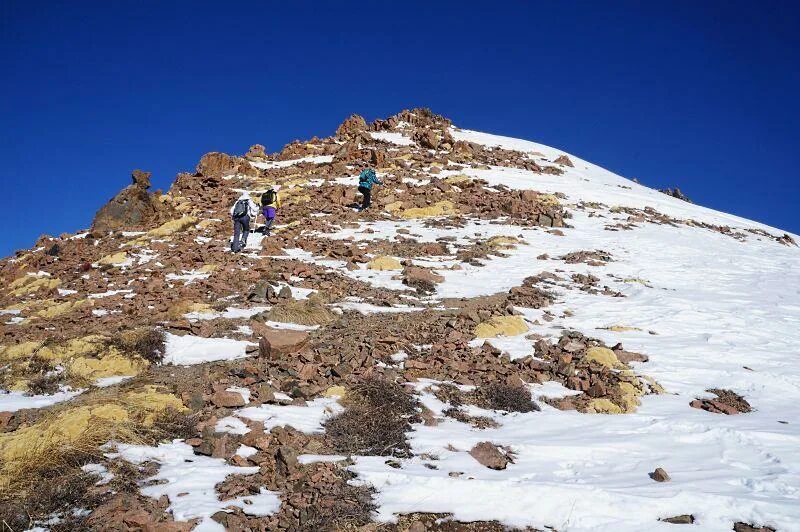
<box><xmin>357</xmin><ymin>168</ymin><xmax>383</xmax><ymax>210</ymax></box>
<box><xmin>260</xmin><ymin>186</ymin><xmax>281</xmax><ymax>236</ymax></box>
<box><xmin>229</xmin><ymin>192</ymin><xmax>258</xmax><ymax>252</ymax></box>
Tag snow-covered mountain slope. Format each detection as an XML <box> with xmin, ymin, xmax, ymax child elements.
<box><xmin>1</xmin><ymin>109</ymin><xmax>798</xmax><ymax>531</ymax></box>
<box><xmin>334</xmin><ymin>129</ymin><xmax>800</xmax><ymax>531</ymax></box>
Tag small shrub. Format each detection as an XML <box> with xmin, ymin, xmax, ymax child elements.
<box><xmin>324</xmin><ymin>378</ymin><xmax>419</xmax><ymax>457</ymax></box>
<box><xmin>475</xmin><ymin>383</ymin><xmax>539</xmax><ymax>413</ymax></box>
<box><xmin>300</xmin><ymin>475</ymin><xmax>376</xmax><ymax>530</ymax></box>
<box><xmin>111</xmin><ymin>328</ymin><xmax>166</xmax><ymax>364</ymax></box>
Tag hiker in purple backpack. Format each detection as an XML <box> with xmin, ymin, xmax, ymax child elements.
<box><xmin>229</xmin><ymin>192</ymin><xmax>258</xmax><ymax>252</ymax></box>
<box><xmin>260</xmin><ymin>186</ymin><xmax>281</xmax><ymax>236</ymax></box>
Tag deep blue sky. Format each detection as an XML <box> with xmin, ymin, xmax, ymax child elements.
<box><xmin>2</xmin><ymin>1</ymin><xmax>798</xmax><ymax>256</ymax></box>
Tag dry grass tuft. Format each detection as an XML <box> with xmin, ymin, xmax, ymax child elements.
<box><xmin>473</xmin><ymin>383</ymin><xmax>540</xmax><ymax>413</ymax></box>
<box><xmin>325</xmin><ymin>378</ymin><xmax>419</xmax><ymax>457</ymax></box>
<box><xmin>265</xmin><ymin>294</ymin><xmax>336</xmax><ymax>326</ymax></box>
<box><xmin>0</xmin><ymin>386</ymin><xmax>188</xmax><ymax>504</ymax></box>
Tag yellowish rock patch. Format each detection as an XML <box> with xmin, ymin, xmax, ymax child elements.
<box><xmin>367</xmin><ymin>256</ymin><xmax>403</xmax><ymax>271</ymax></box>
<box><xmin>98</xmin><ymin>251</ymin><xmax>129</xmax><ymax>266</ymax></box>
<box><xmin>474</xmin><ymin>315</ymin><xmax>529</xmax><ymax>338</ymax></box>
<box><xmin>586</xmin><ymin>398</ymin><xmax>623</xmax><ymax>414</ymax></box>
<box><xmin>583</xmin><ymin>346</ymin><xmax>623</xmax><ymax>368</ymax></box>
<box><xmin>34</xmin><ymin>299</ymin><xmax>90</xmax><ymax>319</ymax></box>
<box><xmin>8</xmin><ymin>275</ymin><xmax>60</xmax><ymax>297</ymax></box>
<box><xmin>147</xmin><ymin>216</ymin><xmax>198</xmax><ymax>238</ymax></box>
<box><xmin>400</xmin><ymin>201</ymin><xmax>457</xmax><ymax>219</ymax></box>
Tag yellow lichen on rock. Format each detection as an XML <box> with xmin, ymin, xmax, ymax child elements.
<box><xmin>385</xmin><ymin>201</ymin><xmax>404</xmax><ymax>213</ymax></box>
<box><xmin>487</xmin><ymin>236</ymin><xmax>520</xmax><ymax>250</ymax></box>
<box><xmin>8</xmin><ymin>275</ymin><xmax>60</xmax><ymax>296</ymax></box>
<box><xmin>444</xmin><ymin>174</ymin><xmax>472</xmax><ymax>185</ymax></box>
<box><xmin>584</xmin><ymin>346</ymin><xmax>623</xmax><ymax>368</ymax></box>
<box><xmin>615</xmin><ymin>381</ymin><xmax>643</xmax><ymax>412</ymax></box>
<box><xmin>602</xmin><ymin>325</ymin><xmax>641</xmax><ymax>332</ymax></box>
<box><xmin>324</xmin><ymin>385</ymin><xmax>347</xmax><ymax>399</ymax></box>
<box><xmin>367</xmin><ymin>256</ymin><xmax>403</xmax><ymax>271</ymax></box>
<box><xmin>536</xmin><ymin>194</ymin><xmax>561</xmax><ymax>207</ymax></box>
<box><xmin>35</xmin><ymin>335</ymin><xmax>106</xmax><ymax>362</ymax></box>
<box><xmin>586</xmin><ymin>398</ymin><xmax>623</xmax><ymax>414</ymax></box>
<box><xmin>196</xmin><ymin>219</ymin><xmax>218</xmax><ymax>229</ymax></box>
<box><xmin>0</xmin><ymin>341</ymin><xmax>42</xmax><ymax>361</ymax></box>
<box><xmin>474</xmin><ymin>315</ymin><xmax>529</xmax><ymax>338</ymax></box>
<box><xmin>170</xmin><ymin>300</ymin><xmax>214</xmax><ymax>319</ymax></box>
<box><xmin>34</xmin><ymin>299</ymin><xmax>90</xmax><ymax>319</ymax></box>
<box><xmin>68</xmin><ymin>351</ymin><xmax>144</xmax><ymax>381</ymax></box>
<box><xmin>642</xmin><ymin>375</ymin><xmax>666</xmax><ymax>394</ymax></box>
<box><xmin>146</xmin><ymin>216</ymin><xmax>198</xmax><ymax>238</ymax></box>
<box><xmin>98</xmin><ymin>251</ymin><xmax>129</xmax><ymax>266</ymax></box>
<box><xmin>400</xmin><ymin>201</ymin><xmax>457</xmax><ymax>219</ymax></box>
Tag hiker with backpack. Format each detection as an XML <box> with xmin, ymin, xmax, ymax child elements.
<box><xmin>229</xmin><ymin>192</ymin><xmax>259</xmax><ymax>252</ymax></box>
<box><xmin>357</xmin><ymin>168</ymin><xmax>383</xmax><ymax>210</ymax></box>
<box><xmin>260</xmin><ymin>186</ymin><xmax>281</xmax><ymax>236</ymax></box>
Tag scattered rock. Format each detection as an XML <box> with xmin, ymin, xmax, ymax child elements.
<box><xmin>211</xmin><ymin>390</ymin><xmax>246</xmax><ymax>408</ymax></box>
<box><xmin>649</xmin><ymin>467</ymin><xmax>670</xmax><ymax>482</ymax></box>
<box><xmin>661</xmin><ymin>514</ymin><xmax>695</xmax><ymax>524</ymax></box>
<box><xmin>469</xmin><ymin>442</ymin><xmax>512</xmax><ymax>470</ymax></box>
<box><xmin>690</xmin><ymin>388</ymin><xmax>751</xmax><ymax>415</ymax></box>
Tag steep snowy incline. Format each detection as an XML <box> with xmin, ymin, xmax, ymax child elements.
<box><xmin>450</xmin><ymin>128</ymin><xmax>797</xmax><ymax>236</ymax></box>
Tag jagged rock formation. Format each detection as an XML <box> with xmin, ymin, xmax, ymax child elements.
<box><xmin>658</xmin><ymin>186</ymin><xmax>692</xmax><ymax>202</ymax></box>
<box><xmin>91</xmin><ymin>170</ymin><xmax>175</xmax><ymax>232</ymax></box>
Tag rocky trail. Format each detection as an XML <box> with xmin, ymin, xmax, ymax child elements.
<box><xmin>1</xmin><ymin>109</ymin><xmax>798</xmax><ymax>532</ymax></box>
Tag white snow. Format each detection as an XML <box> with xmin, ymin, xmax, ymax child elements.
<box><xmin>94</xmin><ymin>375</ymin><xmax>133</xmax><ymax>388</ymax></box>
<box><xmin>369</xmin><ymin>131</ymin><xmax>415</xmax><ymax>146</ymax></box>
<box><xmin>235</xmin><ymin>444</ymin><xmax>258</xmax><ymax>458</ymax></box>
<box><xmin>236</xmin><ymin>397</ymin><xmax>343</xmax><ymax>434</ymax></box>
<box><xmin>249</xmin><ymin>155</ymin><xmax>333</xmax><ymax>170</ymax></box>
<box><xmin>163</xmin><ymin>333</ymin><xmax>253</xmax><ymax>365</ymax></box>
<box><xmin>165</xmin><ymin>270</ymin><xmax>211</xmax><ymax>284</ymax></box>
<box><xmin>88</xmin><ymin>289</ymin><xmax>133</xmax><ymax>299</ymax></box>
<box><xmin>81</xmin><ymin>463</ymin><xmax>114</xmax><ymax>485</ymax></box>
<box><xmin>215</xmin><ymin>416</ymin><xmax>251</xmax><ymax>435</ymax></box>
<box><xmin>297</xmin><ymin>454</ymin><xmax>347</xmax><ymax>464</ymax></box>
<box><xmin>300</xmin><ymin>127</ymin><xmax>800</xmax><ymax>530</ymax></box>
<box><xmin>0</xmin><ymin>387</ymin><xmax>83</xmax><ymax>412</ymax></box>
<box><xmin>109</xmin><ymin>440</ymin><xmax>280</xmax><ymax>522</ymax></box>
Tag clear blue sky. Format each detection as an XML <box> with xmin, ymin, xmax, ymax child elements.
<box><xmin>2</xmin><ymin>1</ymin><xmax>798</xmax><ymax>256</ymax></box>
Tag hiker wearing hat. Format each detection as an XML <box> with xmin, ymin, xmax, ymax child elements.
<box><xmin>229</xmin><ymin>192</ymin><xmax>259</xmax><ymax>252</ymax></box>
<box><xmin>357</xmin><ymin>168</ymin><xmax>383</xmax><ymax>210</ymax></box>
<box><xmin>260</xmin><ymin>186</ymin><xmax>281</xmax><ymax>236</ymax></box>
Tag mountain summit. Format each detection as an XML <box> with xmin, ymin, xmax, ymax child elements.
<box><xmin>1</xmin><ymin>109</ymin><xmax>798</xmax><ymax>531</ymax></box>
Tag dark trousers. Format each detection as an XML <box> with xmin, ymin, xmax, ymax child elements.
<box><xmin>232</xmin><ymin>215</ymin><xmax>250</xmax><ymax>251</ymax></box>
<box><xmin>358</xmin><ymin>186</ymin><xmax>371</xmax><ymax>209</ymax></box>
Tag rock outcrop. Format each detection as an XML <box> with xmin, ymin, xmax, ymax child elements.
<box><xmin>91</xmin><ymin>170</ymin><xmax>175</xmax><ymax>232</ymax></box>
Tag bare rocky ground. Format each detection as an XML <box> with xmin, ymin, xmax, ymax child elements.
<box><xmin>0</xmin><ymin>109</ymin><xmax>776</xmax><ymax>531</ymax></box>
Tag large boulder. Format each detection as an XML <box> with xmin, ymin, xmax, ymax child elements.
<box><xmin>196</xmin><ymin>152</ymin><xmax>257</xmax><ymax>178</ymax></box>
<box><xmin>252</xmin><ymin>321</ymin><xmax>310</xmax><ymax>358</ymax></box>
<box><xmin>336</xmin><ymin>114</ymin><xmax>368</xmax><ymax>138</ymax></box>
<box><xmin>91</xmin><ymin>170</ymin><xmax>175</xmax><ymax>232</ymax></box>
<box><xmin>469</xmin><ymin>441</ymin><xmax>511</xmax><ymax>470</ymax></box>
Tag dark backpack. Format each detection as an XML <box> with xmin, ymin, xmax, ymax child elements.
<box><xmin>232</xmin><ymin>199</ymin><xmax>249</xmax><ymax>218</ymax></box>
<box><xmin>359</xmin><ymin>169</ymin><xmax>375</xmax><ymax>184</ymax></box>
<box><xmin>261</xmin><ymin>189</ymin><xmax>276</xmax><ymax>206</ymax></box>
